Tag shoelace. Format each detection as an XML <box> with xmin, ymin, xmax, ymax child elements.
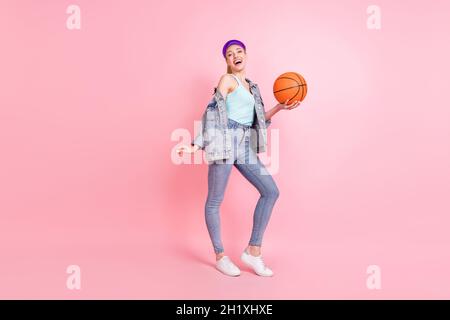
<box><xmin>248</xmin><ymin>253</ymin><xmax>268</xmax><ymax>270</ymax></box>
<box><xmin>255</xmin><ymin>256</ymin><xmax>267</xmax><ymax>269</ymax></box>
<box><xmin>223</xmin><ymin>257</ymin><xmax>237</xmax><ymax>269</ymax></box>
<box><xmin>220</xmin><ymin>256</ymin><xmax>230</xmax><ymax>263</ymax></box>
<box><xmin>221</xmin><ymin>257</ymin><xmax>236</xmax><ymax>267</ymax></box>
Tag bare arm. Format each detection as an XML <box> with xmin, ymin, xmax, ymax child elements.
<box><xmin>265</xmin><ymin>99</ymin><xmax>301</xmax><ymax>121</ymax></box>
<box><xmin>217</xmin><ymin>74</ymin><xmax>235</xmax><ymax>100</ymax></box>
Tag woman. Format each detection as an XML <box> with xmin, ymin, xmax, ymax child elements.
<box><xmin>177</xmin><ymin>40</ymin><xmax>300</xmax><ymax>277</ymax></box>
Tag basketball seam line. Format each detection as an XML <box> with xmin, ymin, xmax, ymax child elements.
<box><xmin>273</xmin><ymin>84</ymin><xmax>306</xmax><ymax>93</ymax></box>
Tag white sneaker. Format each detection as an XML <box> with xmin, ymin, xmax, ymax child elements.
<box><xmin>241</xmin><ymin>250</ymin><xmax>274</xmax><ymax>277</ymax></box>
<box><xmin>216</xmin><ymin>256</ymin><xmax>241</xmax><ymax>276</ymax></box>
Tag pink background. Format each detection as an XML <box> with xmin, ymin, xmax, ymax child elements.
<box><xmin>1</xmin><ymin>0</ymin><xmax>449</xmax><ymax>299</ymax></box>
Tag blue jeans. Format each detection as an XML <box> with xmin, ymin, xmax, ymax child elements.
<box><xmin>205</xmin><ymin>118</ymin><xmax>280</xmax><ymax>254</ymax></box>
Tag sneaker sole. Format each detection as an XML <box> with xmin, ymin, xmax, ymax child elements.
<box><xmin>216</xmin><ymin>266</ymin><xmax>241</xmax><ymax>277</ymax></box>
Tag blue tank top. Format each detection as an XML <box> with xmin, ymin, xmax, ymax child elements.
<box><xmin>225</xmin><ymin>74</ymin><xmax>255</xmax><ymax>126</ymax></box>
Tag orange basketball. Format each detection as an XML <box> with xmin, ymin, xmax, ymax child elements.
<box><xmin>273</xmin><ymin>72</ymin><xmax>307</xmax><ymax>104</ymax></box>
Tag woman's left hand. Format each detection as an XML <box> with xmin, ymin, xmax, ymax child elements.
<box><xmin>278</xmin><ymin>99</ymin><xmax>301</xmax><ymax>111</ymax></box>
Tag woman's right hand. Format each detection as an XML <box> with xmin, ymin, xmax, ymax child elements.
<box><xmin>176</xmin><ymin>144</ymin><xmax>199</xmax><ymax>156</ymax></box>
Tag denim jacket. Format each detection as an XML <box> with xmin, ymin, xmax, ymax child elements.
<box><xmin>191</xmin><ymin>78</ymin><xmax>271</xmax><ymax>162</ymax></box>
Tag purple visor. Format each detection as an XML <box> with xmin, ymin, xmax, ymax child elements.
<box><xmin>222</xmin><ymin>40</ymin><xmax>246</xmax><ymax>57</ymax></box>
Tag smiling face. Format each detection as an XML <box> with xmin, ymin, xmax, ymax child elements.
<box><xmin>225</xmin><ymin>44</ymin><xmax>247</xmax><ymax>73</ymax></box>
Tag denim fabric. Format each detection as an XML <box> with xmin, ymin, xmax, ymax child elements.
<box><xmin>192</xmin><ymin>78</ymin><xmax>271</xmax><ymax>163</ymax></box>
<box><xmin>204</xmin><ymin>119</ymin><xmax>280</xmax><ymax>254</ymax></box>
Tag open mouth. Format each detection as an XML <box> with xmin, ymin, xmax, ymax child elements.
<box><xmin>234</xmin><ymin>59</ymin><xmax>242</xmax><ymax>65</ymax></box>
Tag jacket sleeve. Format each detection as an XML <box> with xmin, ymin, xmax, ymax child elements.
<box><xmin>192</xmin><ymin>89</ymin><xmax>225</xmax><ymax>149</ymax></box>
<box><xmin>191</xmin><ymin>108</ymin><xmax>207</xmax><ymax>150</ymax></box>
<box><xmin>191</xmin><ymin>132</ymin><xmax>204</xmax><ymax>149</ymax></box>
<box><xmin>258</xmin><ymin>86</ymin><xmax>272</xmax><ymax>128</ymax></box>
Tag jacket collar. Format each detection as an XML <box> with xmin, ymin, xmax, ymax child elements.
<box><xmin>245</xmin><ymin>78</ymin><xmax>257</xmax><ymax>88</ymax></box>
